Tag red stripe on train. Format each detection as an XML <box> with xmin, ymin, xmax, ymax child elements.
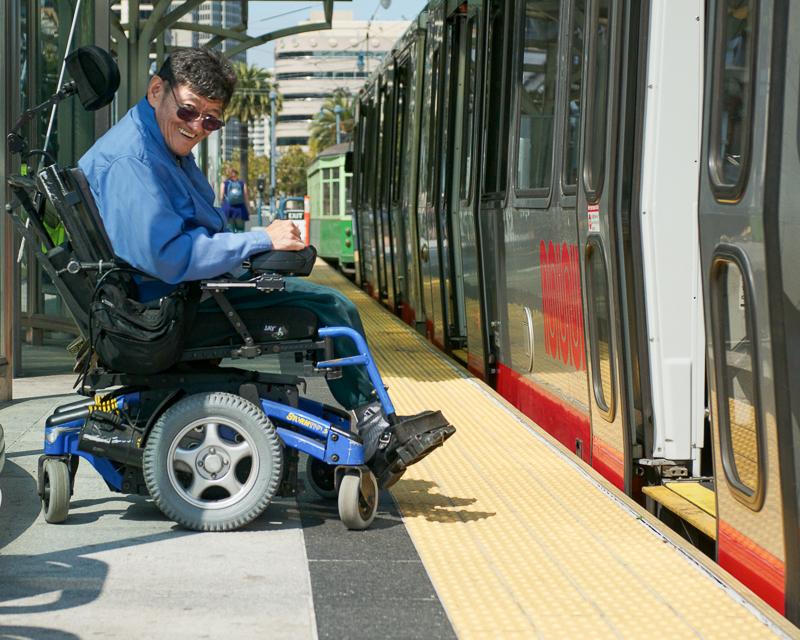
<box><xmin>496</xmin><ymin>364</ymin><xmax>625</xmax><ymax>490</ymax></box>
<box><xmin>590</xmin><ymin>438</ymin><xmax>625</xmax><ymax>491</ymax></box>
<box><xmin>718</xmin><ymin>520</ymin><xmax>785</xmax><ymax>614</ymax></box>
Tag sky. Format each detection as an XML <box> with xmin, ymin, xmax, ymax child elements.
<box><xmin>246</xmin><ymin>0</ymin><xmax>428</xmax><ymax>69</ymax></box>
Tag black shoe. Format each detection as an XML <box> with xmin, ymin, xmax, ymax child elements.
<box><xmin>368</xmin><ymin>411</ymin><xmax>456</xmax><ymax>488</ymax></box>
<box><xmin>353</xmin><ymin>401</ymin><xmax>391</xmax><ymax>461</ymax></box>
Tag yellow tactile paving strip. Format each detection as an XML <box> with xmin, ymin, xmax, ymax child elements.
<box><xmin>310</xmin><ymin>262</ymin><xmax>799</xmax><ymax>639</ymax></box>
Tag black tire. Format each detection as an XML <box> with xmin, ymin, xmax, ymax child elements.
<box><xmin>143</xmin><ymin>392</ymin><xmax>283</xmax><ymax>531</ymax></box>
<box><xmin>42</xmin><ymin>458</ymin><xmax>70</xmax><ymax>524</ymax></box>
<box><xmin>305</xmin><ymin>456</ymin><xmax>337</xmax><ymax>500</ymax></box>
<box><xmin>338</xmin><ymin>470</ymin><xmax>378</xmax><ymax>530</ymax></box>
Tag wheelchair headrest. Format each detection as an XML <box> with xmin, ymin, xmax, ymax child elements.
<box><xmin>248</xmin><ymin>246</ymin><xmax>317</xmax><ymax>276</ymax></box>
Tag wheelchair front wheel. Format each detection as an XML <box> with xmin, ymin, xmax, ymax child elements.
<box><xmin>143</xmin><ymin>392</ymin><xmax>283</xmax><ymax>531</ymax></box>
<box><xmin>338</xmin><ymin>470</ymin><xmax>378</xmax><ymax>530</ymax></box>
<box><xmin>42</xmin><ymin>458</ymin><xmax>70</xmax><ymax>524</ymax></box>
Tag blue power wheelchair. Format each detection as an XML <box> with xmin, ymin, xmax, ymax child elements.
<box><xmin>5</xmin><ymin>46</ymin><xmax>453</xmax><ymax>531</ymax></box>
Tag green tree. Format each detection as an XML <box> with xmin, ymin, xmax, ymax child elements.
<box><xmin>225</xmin><ymin>62</ymin><xmax>281</xmax><ymax>192</ymax></box>
<box><xmin>277</xmin><ymin>145</ymin><xmax>311</xmax><ymax>195</ymax></box>
<box><xmin>308</xmin><ymin>88</ymin><xmax>355</xmax><ymax>156</ymax></box>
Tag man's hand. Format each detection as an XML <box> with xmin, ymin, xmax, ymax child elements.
<box><xmin>266</xmin><ymin>219</ymin><xmax>305</xmax><ymax>251</ymax></box>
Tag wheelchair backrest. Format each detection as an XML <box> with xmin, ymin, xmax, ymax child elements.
<box><xmin>37</xmin><ymin>165</ymin><xmax>115</xmax><ymax>263</ymax></box>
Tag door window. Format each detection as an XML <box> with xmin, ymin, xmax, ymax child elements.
<box><xmin>515</xmin><ymin>1</ymin><xmax>560</xmax><ymax>195</ymax></box>
<box><xmin>582</xmin><ymin>0</ymin><xmax>612</xmax><ymax>202</ymax></box>
<box><xmin>709</xmin><ymin>0</ymin><xmax>757</xmax><ymax>201</ymax></box>
<box><xmin>586</xmin><ymin>238</ymin><xmax>616</xmax><ymax>420</ymax></box>
<box><xmin>711</xmin><ymin>249</ymin><xmax>765</xmax><ymax>509</ymax></box>
<box><xmin>562</xmin><ymin>0</ymin><xmax>586</xmax><ymax>193</ymax></box>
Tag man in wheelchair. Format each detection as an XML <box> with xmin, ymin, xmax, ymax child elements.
<box><xmin>53</xmin><ymin>47</ymin><xmax>453</xmax><ymax>528</ymax></box>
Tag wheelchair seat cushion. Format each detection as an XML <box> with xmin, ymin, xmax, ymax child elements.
<box><xmin>248</xmin><ymin>246</ymin><xmax>316</xmax><ymax>276</ymax></box>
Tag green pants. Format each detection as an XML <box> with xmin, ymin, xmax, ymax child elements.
<box><xmin>185</xmin><ymin>277</ymin><xmax>374</xmax><ymax>410</ymax></box>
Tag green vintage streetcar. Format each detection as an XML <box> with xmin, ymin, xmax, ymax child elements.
<box><xmin>306</xmin><ymin>142</ymin><xmax>355</xmax><ymax>275</ymax></box>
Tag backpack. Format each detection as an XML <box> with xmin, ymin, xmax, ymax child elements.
<box><xmin>227</xmin><ymin>180</ymin><xmax>244</xmax><ymax>205</ymax></box>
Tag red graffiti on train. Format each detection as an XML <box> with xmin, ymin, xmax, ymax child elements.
<box><xmin>539</xmin><ymin>240</ymin><xmax>586</xmax><ymax>371</ymax></box>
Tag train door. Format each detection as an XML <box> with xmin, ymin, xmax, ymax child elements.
<box><xmin>416</xmin><ymin>10</ymin><xmax>444</xmax><ymax>342</ymax></box>
<box><xmin>432</xmin><ymin>5</ymin><xmax>470</xmax><ymax>358</ymax></box>
<box><xmin>386</xmin><ymin>57</ymin><xmax>411</xmax><ymax>317</ymax></box>
<box><xmin>574</xmin><ymin>0</ymin><xmax>630</xmax><ymax>491</ymax></box>
<box><xmin>455</xmin><ymin>2</ymin><xmax>490</xmax><ymax>377</ymax></box>
<box><xmin>698</xmin><ymin>0</ymin><xmax>796</xmax><ymax>617</ymax></box>
<box><xmin>377</xmin><ymin>73</ymin><xmax>399</xmax><ymax>309</ymax></box>
<box><xmin>477</xmin><ymin>0</ymin><xmax>514</xmax><ymax>376</ymax></box>
<box><xmin>353</xmin><ymin>92</ymin><xmax>375</xmax><ymax>291</ymax></box>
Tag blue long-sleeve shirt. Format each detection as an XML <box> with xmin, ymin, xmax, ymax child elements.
<box><xmin>79</xmin><ymin>97</ymin><xmax>269</xmax><ymax>300</ymax></box>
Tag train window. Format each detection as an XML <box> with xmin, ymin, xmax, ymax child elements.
<box><xmin>391</xmin><ymin>64</ymin><xmax>408</xmax><ymax>204</ymax></box>
<box><xmin>562</xmin><ymin>0</ymin><xmax>586</xmax><ymax>193</ymax></box>
<box><xmin>426</xmin><ymin>47</ymin><xmax>441</xmax><ymax>204</ymax></box>
<box><xmin>345</xmin><ymin>174</ymin><xmax>352</xmax><ymax>214</ymax></box>
<box><xmin>708</xmin><ymin>0</ymin><xmax>757</xmax><ymax>201</ymax></box>
<box><xmin>515</xmin><ymin>1</ymin><xmax>560</xmax><ymax>194</ymax></box>
<box><xmin>582</xmin><ymin>0</ymin><xmax>612</xmax><ymax>202</ymax></box>
<box><xmin>482</xmin><ymin>0</ymin><xmax>512</xmax><ymax>197</ymax></box>
<box><xmin>460</xmin><ymin>16</ymin><xmax>478</xmax><ymax>201</ymax></box>
<box><xmin>586</xmin><ymin>238</ymin><xmax>616</xmax><ymax>420</ymax></box>
<box><xmin>710</xmin><ymin>248</ymin><xmax>765</xmax><ymax>509</ymax></box>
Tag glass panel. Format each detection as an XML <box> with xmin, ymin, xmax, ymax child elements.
<box><xmin>332</xmin><ymin>178</ymin><xmax>340</xmax><ymax>217</ymax></box>
<box><xmin>460</xmin><ymin>17</ymin><xmax>478</xmax><ymax>200</ymax></box>
<box><xmin>710</xmin><ymin>0</ymin><xmax>756</xmax><ymax>193</ymax></box>
<box><xmin>345</xmin><ymin>174</ymin><xmax>352</xmax><ymax>213</ymax></box>
<box><xmin>483</xmin><ymin>0</ymin><xmax>510</xmax><ymax>195</ymax></box>
<box><xmin>718</xmin><ymin>261</ymin><xmax>761</xmax><ymax>494</ymax></box>
<box><xmin>391</xmin><ymin>65</ymin><xmax>407</xmax><ymax>203</ymax></box>
<box><xmin>563</xmin><ymin>0</ymin><xmax>586</xmax><ymax>190</ymax></box>
<box><xmin>516</xmin><ymin>1</ymin><xmax>560</xmax><ymax>192</ymax></box>
<box><xmin>583</xmin><ymin>0</ymin><xmax>612</xmax><ymax>200</ymax></box>
<box><xmin>588</xmin><ymin>245</ymin><xmax>613</xmax><ymax>412</ymax></box>
<box><xmin>426</xmin><ymin>48</ymin><xmax>440</xmax><ymax>203</ymax></box>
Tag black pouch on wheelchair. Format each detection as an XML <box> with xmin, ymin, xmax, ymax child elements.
<box><xmin>90</xmin><ymin>275</ymin><xmax>199</xmax><ymax>374</ymax></box>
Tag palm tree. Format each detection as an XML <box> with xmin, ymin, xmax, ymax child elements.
<box><xmin>225</xmin><ymin>62</ymin><xmax>281</xmax><ymax>190</ymax></box>
<box><xmin>309</xmin><ymin>88</ymin><xmax>355</xmax><ymax>156</ymax></box>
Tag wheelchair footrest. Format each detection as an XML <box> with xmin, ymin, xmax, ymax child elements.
<box><xmin>372</xmin><ymin>411</ymin><xmax>455</xmax><ymax>483</ymax></box>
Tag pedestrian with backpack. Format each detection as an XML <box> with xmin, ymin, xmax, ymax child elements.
<box><xmin>222</xmin><ymin>167</ymin><xmax>250</xmax><ymax>232</ymax></box>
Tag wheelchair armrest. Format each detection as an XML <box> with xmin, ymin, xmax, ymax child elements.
<box><xmin>247</xmin><ymin>246</ymin><xmax>316</xmax><ymax>277</ymax></box>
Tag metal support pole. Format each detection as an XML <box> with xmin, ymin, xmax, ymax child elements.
<box><xmin>334</xmin><ymin>105</ymin><xmax>342</xmax><ymax>145</ymax></box>
<box><xmin>269</xmin><ymin>90</ymin><xmax>278</xmax><ymax>220</ymax></box>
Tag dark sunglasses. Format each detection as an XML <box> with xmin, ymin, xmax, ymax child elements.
<box><xmin>169</xmin><ymin>85</ymin><xmax>225</xmax><ymax>132</ymax></box>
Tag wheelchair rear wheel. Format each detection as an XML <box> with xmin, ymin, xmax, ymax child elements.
<box><xmin>143</xmin><ymin>392</ymin><xmax>283</xmax><ymax>531</ymax></box>
<box><xmin>305</xmin><ymin>456</ymin><xmax>337</xmax><ymax>500</ymax></box>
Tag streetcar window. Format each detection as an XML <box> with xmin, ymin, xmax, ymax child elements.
<box><xmin>345</xmin><ymin>174</ymin><xmax>353</xmax><ymax>214</ymax></box>
<box><xmin>711</xmin><ymin>252</ymin><xmax>765</xmax><ymax>509</ymax></box>
<box><xmin>582</xmin><ymin>0</ymin><xmax>612</xmax><ymax>202</ymax></box>
<box><xmin>709</xmin><ymin>0</ymin><xmax>757</xmax><ymax>201</ymax></box>
<box><xmin>586</xmin><ymin>239</ymin><xmax>615</xmax><ymax>419</ymax></box>
<box><xmin>392</xmin><ymin>64</ymin><xmax>408</xmax><ymax>204</ymax></box>
<box><xmin>562</xmin><ymin>0</ymin><xmax>586</xmax><ymax>193</ymax></box>
<box><xmin>460</xmin><ymin>16</ymin><xmax>478</xmax><ymax>201</ymax></box>
<box><xmin>515</xmin><ymin>0</ymin><xmax>560</xmax><ymax>194</ymax></box>
<box><xmin>482</xmin><ymin>0</ymin><xmax>512</xmax><ymax>197</ymax></box>
<box><xmin>426</xmin><ymin>47</ymin><xmax>441</xmax><ymax>204</ymax></box>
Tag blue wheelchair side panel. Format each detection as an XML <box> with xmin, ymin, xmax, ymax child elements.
<box><xmin>44</xmin><ymin>419</ymin><xmax>124</xmax><ymax>491</ymax></box>
<box><xmin>261</xmin><ymin>398</ymin><xmax>364</xmax><ymax>466</ymax></box>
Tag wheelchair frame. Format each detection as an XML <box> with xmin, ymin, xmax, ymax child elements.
<box><xmin>7</xmin><ymin>161</ymin><xmax>397</xmax><ymax>531</ymax></box>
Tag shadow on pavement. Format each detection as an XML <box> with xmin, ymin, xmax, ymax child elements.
<box><xmin>0</xmin><ymin>460</ymin><xmax>41</xmax><ymax>548</ymax></box>
<box><xmin>0</xmin><ymin>625</ymin><xmax>81</xmax><ymax>639</ymax></box>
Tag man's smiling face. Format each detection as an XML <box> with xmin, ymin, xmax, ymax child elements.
<box><xmin>147</xmin><ymin>76</ymin><xmax>225</xmax><ymax>157</ymax></box>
